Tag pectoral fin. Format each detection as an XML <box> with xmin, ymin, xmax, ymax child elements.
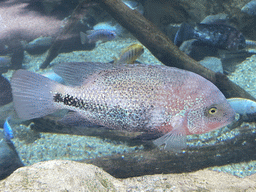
<box><xmin>153</xmin><ymin>115</ymin><xmax>187</xmax><ymax>152</ymax></box>
<box><xmin>153</xmin><ymin>128</ymin><xmax>186</xmax><ymax>152</ymax></box>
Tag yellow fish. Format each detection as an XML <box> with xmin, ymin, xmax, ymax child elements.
<box><xmin>114</xmin><ymin>44</ymin><xmax>144</xmax><ymax>64</ymax></box>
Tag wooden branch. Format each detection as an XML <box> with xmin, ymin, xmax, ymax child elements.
<box><xmin>96</xmin><ymin>0</ymin><xmax>255</xmax><ymax>100</ymax></box>
<box><xmin>40</xmin><ymin>1</ymin><xmax>91</xmax><ymax>69</ymax></box>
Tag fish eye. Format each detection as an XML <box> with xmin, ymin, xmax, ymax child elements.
<box><xmin>209</xmin><ymin>107</ymin><xmax>217</xmax><ymax>114</ymax></box>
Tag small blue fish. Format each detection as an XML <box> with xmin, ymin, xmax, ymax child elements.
<box><xmin>3</xmin><ymin>117</ymin><xmax>13</xmax><ymax>140</ymax></box>
<box><xmin>241</xmin><ymin>0</ymin><xmax>256</xmax><ymax>15</ymax></box>
<box><xmin>80</xmin><ymin>29</ymin><xmax>116</xmax><ymax>44</ymax></box>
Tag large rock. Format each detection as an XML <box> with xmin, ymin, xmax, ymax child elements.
<box><xmin>1</xmin><ymin>160</ymin><xmax>256</xmax><ymax>191</ymax></box>
<box><xmin>0</xmin><ymin>160</ymin><xmax>125</xmax><ymax>191</ymax></box>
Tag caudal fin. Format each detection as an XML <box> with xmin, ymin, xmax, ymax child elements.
<box><xmin>80</xmin><ymin>31</ymin><xmax>88</xmax><ymax>44</ymax></box>
<box><xmin>11</xmin><ymin>70</ymin><xmax>61</xmax><ymax>120</ymax></box>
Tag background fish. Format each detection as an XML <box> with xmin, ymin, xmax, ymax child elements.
<box><xmin>114</xmin><ymin>43</ymin><xmax>144</xmax><ymax>64</ymax></box>
<box><xmin>241</xmin><ymin>0</ymin><xmax>256</xmax><ymax>15</ymax></box>
<box><xmin>174</xmin><ymin>22</ymin><xmax>246</xmax><ymax>51</ymax></box>
<box><xmin>0</xmin><ymin>56</ymin><xmax>11</xmax><ymax>74</ymax></box>
<box><xmin>0</xmin><ymin>56</ymin><xmax>11</xmax><ymax>68</ymax></box>
<box><xmin>3</xmin><ymin>117</ymin><xmax>13</xmax><ymax>140</ymax></box>
<box><xmin>228</xmin><ymin>98</ymin><xmax>256</xmax><ymax>115</ymax></box>
<box><xmin>0</xmin><ymin>75</ymin><xmax>12</xmax><ymax>107</ymax></box>
<box><xmin>11</xmin><ymin>62</ymin><xmax>235</xmax><ymax>151</ymax></box>
<box><xmin>227</xmin><ymin>97</ymin><xmax>256</xmax><ymax>122</ymax></box>
<box><xmin>0</xmin><ymin>131</ymin><xmax>23</xmax><ymax>180</ymax></box>
<box><xmin>122</xmin><ymin>0</ymin><xmax>144</xmax><ymax>14</ymax></box>
<box><xmin>80</xmin><ymin>29</ymin><xmax>116</xmax><ymax>44</ymax></box>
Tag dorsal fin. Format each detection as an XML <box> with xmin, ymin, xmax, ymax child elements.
<box><xmin>53</xmin><ymin>62</ymin><xmax>127</xmax><ymax>86</ymax></box>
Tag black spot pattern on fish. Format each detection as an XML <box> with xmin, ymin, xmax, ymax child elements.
<box><xmin>53</xmin><ymin>91</ymin><xmax>156</xmax><ymax>131</ymax></box>
<box><xmin>53</xmin><ymin>93</ymin><xmax>63</xmax><ymax>103</ymax></box>
<box><xmin>53</xmin><ymin>93</ymin><xmax>108</xmax><ymax>112</ymax></box>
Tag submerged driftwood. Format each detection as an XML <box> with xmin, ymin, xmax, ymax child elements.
<box><xmin>84</xmin><ymin>122</ymin><xmax>256</xmax><ymax>178</ymax></box>
<box><xmin>40</xmin><ymin>1</ymin><xmax>90</xmax><ymax>69</ymax></box>
<box><xmin>29</xmin><ymin>115</ymin><xmax>256</xmax><ymax>178</ymax></box>
<box><xmin>96</xmin><ymin>0</ymin><xmax>255</xmax><ymax>100</ymax></box>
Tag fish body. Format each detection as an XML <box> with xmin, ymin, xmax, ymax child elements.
<box><xmin>0</xmin><ymin>56</ymin><xmax>11</xmax><ymax>68</ymax></box>
<box><xmin>11</xmin><ymin>62</ymin><xmax>235</xmax><ymax>151</ymax></box>
<box><xmin>227</xmin><ymin>97</ymin><xmax>256</xmax><ymax>115</ymax></box>
<box><xmin>174</xmin><ymin>22</ymin><xmax>246</xmax><ymax>51</ymax></box>
<box><xmin>3</xmin><ymin>117</ymin><xmax>13</xmax><ymax>140</ymax></box>
<box><xmin>241</xmin><ymin>0</ymin><xmax>256</xmax><ymax>15</ymax></box>
<box><xmin>80</xmin><ymin>29</ymin><xmax>116</xmax><ymax>44</ymax></box>
<box><xmin>0</xmin><ymin>56</ymin><xmax>11</xmax><ymax>73</ymax></box>
<box><xmin>0</xmin><ymin>75</ymin><xmax>12</xmax><ymax>107</ymax></box>
<box><xmin>0</xmin><ymin>131</ymin><xmax>23</xmax><ymax>180</ymax></box>
<box><xmin>114</xmin><ymin>44</ymin><xmax>144</xmax><ymax>64</ymax></box>
<box><xmin>245</xmin><ymin>39</ymin><xmax>256</xmax><ymax>49</ymax></box>
<box><xmin>122</xmin><ymin>0</ymin><xmax>144</xmax><ymax>14</ymax></box>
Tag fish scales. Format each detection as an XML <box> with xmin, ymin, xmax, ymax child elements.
<box><xmin>52</xmin><ymin>66</ymin><xmax>196</xmax><ymax>132</ymax></box>
<box><xmin>52</xmin><ymin>66</ymin><xmax>171</xmax><ymax>131</ymax></box>
<box><xmin>11</xmin><ymin>63</ymin><xmax>235</xmax><ymax>151</ymax></box>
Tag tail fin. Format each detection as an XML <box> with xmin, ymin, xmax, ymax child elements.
<box><xmin>80</xmin><ymin>31</ymin><xmax>88</xmax><ymax>44</ymax></box>
<box><xmin>174</xmin><ymin>23</ymin><xmax>194</xmax><ymax>47</ymax></box>
<box><xmin>11</xmin><ymin>70</ymin><xmax>61</xmax><ymax>120</ymax></box>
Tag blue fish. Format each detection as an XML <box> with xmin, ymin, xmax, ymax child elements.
<box><xmin>3</xmin><ymin>117</ymin><xmax>13</xmax><ymax>140</ymax></box>
<box><xmin>241</xmin><ymin>0</ymin><xmax>256</xmax><ymax>15</ymax></box>
<box><xmin>80</xmin><ymin>29</ymin><xmax>116</xmax><ymax>44</ymax></box>
<box><xmin>0</xmin><ymin>119</ymin><xmax>23</xmax><ymax>180</ymax></box>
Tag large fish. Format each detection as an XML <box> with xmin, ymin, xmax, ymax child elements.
<box><xmin>11</xmin><ymin>62</ymin><xmax>235</xmax><ymax>151</ymax></box>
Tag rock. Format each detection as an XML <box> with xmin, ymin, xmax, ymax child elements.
<box><xmin>1</xmin><ymin>160</ymin><xmax>256</xmax><ymax>191</ymax></box>
<box><xmin>199</xmin><ymin>56</ymin><xmax>223</xmax><ymax>73</ymax></box>
<box><xmin>0</xmin><ymin>160</ymin><xmax>125</xmax><ymax>191</ymax></box>
<box><xmin>123</xmin><ymin>169</ymin><xmax>256</xmax><ymax>191</ymax></box>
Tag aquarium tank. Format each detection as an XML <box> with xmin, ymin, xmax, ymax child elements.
<box><xmin>0</xmin><ymin>0</ymin><xmax>256</xmax><ymax>191</ymax></box>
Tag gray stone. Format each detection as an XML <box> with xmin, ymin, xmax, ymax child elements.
<box><xmin>1</xmin><ymin>160</ymin><xmax>256</xmax><ymax>191</ymax></box>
